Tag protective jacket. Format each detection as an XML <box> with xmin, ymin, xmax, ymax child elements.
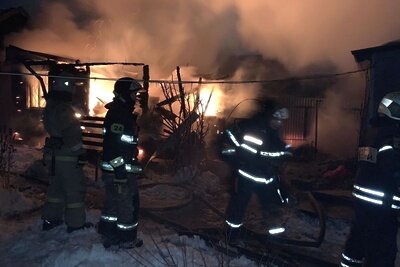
<box><xmin>341</xmin><ymin>121</ymin><xmax>400</xmax><ymax>267</ymax></box>
<box><xmin>222</xmin><ymin>118</ymin><xmax>291</xmax><ymax>185</ymax></box>
<box><xmin>101</xmin><ymin>99</ymin><xmax>141</xmax><ymax>175</ymax></box>
<box><xmin>223</xmin><ymin>118</ymin><xmax>291</xmax><ymax>234</ymax></box>
<box><xmin>352</xmin><ymin>124</ymin><xmax>400</xmax><ymax>209</ymax></box>
<box><xmin>42</xmin><ymin>97</ymin><xmax>87</xmax><ymax>228</ymax></box>
<box><xmin>98</xmin><ymin>98</ymin><xmax>141</xmax><ymax>244</ymax></box>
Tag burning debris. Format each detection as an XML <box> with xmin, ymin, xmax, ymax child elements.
<box><xmin>150</xmin><ymin>67</ymin><xmax>210</xmax><ymax>173</ymax></box>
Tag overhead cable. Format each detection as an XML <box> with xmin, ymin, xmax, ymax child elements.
<box><xmin>0</xmin><ymin>68</ymin><xmax>368</xmax><ymax>85</ymax></box>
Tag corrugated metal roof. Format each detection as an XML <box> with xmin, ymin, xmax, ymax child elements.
<box><xmin>351</xmin><ymin>40</ymin><xmax>400</xmax><ymax>62</ymax></box>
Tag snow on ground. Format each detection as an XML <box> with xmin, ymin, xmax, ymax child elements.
<box><xmin>0</xmin><ymin>209</ymin><xmax>258</xmax><ymax>267</ymax></box>
<box><xmin>0</xmin><ymin>188</ymin><xmax>41</xmax><ymax>217</ymax></box>
<box><xmin>0</xmin><ymin>144</ymin><xmax>274</xmax><ymax>267</ymax></box>
<box><xmin>4</xmin><ymin>144</ymin><xmax>400</xmax><ymax>266</ymax></box>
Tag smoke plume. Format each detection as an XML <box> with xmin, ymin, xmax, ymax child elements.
<box><xmin>7</xmin><ymin>0</ymin><xmax>400</xmax><ymax>75</ymax></box>
<box><xmin>5</xmin><ymin>0</ymin><xmax>400</xmax><ymax>156</ymax></box>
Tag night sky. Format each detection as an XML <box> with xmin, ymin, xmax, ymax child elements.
<box><xmin>0</xmin><ymin>0</ymin><xmax>39</xmax><ymax>12</ymax></box>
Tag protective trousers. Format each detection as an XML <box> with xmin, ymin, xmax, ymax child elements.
<box><xmin>42</xmin><ymin>158</ymin><xmax>86</xmax><ymax>228</ymax></box>
<box><xmin>225</xmin><ymin>174</ymin><xmax>282</xmax><ymax>238</ymax></box>
<box><xmin>342</xmin><ymin>202</ymin><xmax>398</xmax><ymax>267</ymax></box>
<box><xmin>99</xmin><ymin>172</ymin><xmax>140</xmax><ymax>242</ymax></box>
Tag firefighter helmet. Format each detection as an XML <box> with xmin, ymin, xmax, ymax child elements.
<box><xmin>113</xmin><ymin>77</ymin><xmax>143</xmax><ymax>102</ymax></box>
<box><xmin>378</xmin><ymin>92</ymin><xmax>400</xmax><ymax>120</ymax></box>
<box><xmin>259</xmin><ymin>99</ymin><xmax>289</xmax><ymax>120</ymax></box>
<box><xmin>273</xmin><ymin>107</ymin><xmax>289</xmax><ymax>120</ymax></box>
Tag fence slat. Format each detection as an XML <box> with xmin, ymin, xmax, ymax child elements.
<box><xmin>82</xmin><ymin>132</ymin><xmax>103</xmax><ymax>139</ymax></box>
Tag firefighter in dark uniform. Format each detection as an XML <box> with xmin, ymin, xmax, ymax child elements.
<box><xmin>97</xmin><ymin>77</ymin><xmax>143</xmax><ymax>248</ymax></box>
<box><xmin>42</xmin><ymin>73</ymin><xmax>90</xmax><ymax>233</ymax></box>
<box><xmin>222</xmin><ymin>102</ymin><xmax>292</xmax><ymax>242</ymax></box>
<box><xmin>341</xmin><ymin>92</ymin><xmax>400</xmax><ymax>267</ymax></box>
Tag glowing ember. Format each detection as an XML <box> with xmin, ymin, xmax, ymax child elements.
<box><xmin>137</xmin><ymin>147</ymin><xmax>145</xmax><ymax>161</ymax></box>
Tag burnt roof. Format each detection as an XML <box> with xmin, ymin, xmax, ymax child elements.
<box><xmin>6</xmin><ymin>45</ymin><xmax>77</xmax><ymax>64</ymax></box>
<box><xmin>351</xmin><ymin>40</ymin><xmax>400</xmax><ymax>62</ymax></box>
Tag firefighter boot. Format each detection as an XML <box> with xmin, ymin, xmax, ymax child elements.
<box><xmin>119</xmin><ymin>238</ymin><xmax>143</xmax><ymax>249</ymax></box>
<box><xmin>117</xmin><ymin>227</ymin><xmax>143</xmax><ymax>249</ymax></box>
<box><xmin>102</xmin><ymin>228</ymin><xmax>143</xmax><ymax>249</ymax></box>
<box><xmin>42</xmin><ymin>219</ymin><xmax>63</xmax><ymax>231</ymax></box>
<box><xmin>97</xmin><ymin>219</ymin><xmax>117</xmax><ymax>236</ymax></box>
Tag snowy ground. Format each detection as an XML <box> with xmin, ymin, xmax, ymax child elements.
<box><xmin>0</xmin><ymin>145</ymin><xmax>274</xmax><ymax>267</ymax></box>
<box><xmin>2</xmin><ymin>144</ymin><xmax>400</xmax><ymax>267</ymax></box>
<box><xmin>0</xmin><ymin>207</ymin><xmax>258</xmax><ymax>267</ymax></box>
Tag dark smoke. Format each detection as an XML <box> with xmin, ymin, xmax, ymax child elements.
<box><xmin>5</xmin><ymin>0</ymin><xmax>400</xmax><ymax>156</ymax></box>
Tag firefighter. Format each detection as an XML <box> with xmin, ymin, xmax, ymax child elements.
<box><xmin>42</xmin><ymin>72</ymin><xmax>90</xmax><ymax>233</ymax></box>
<box><xmin>340</xmin><ymin>92</ymin><xmax>400</xmax><ymax>267</ymax></box>
<box><xmin>222</xmin><ymin>100</ymin><xmax>292</xmax><ymax>243</ymax></box>
<box><xmin>97</xmin><ymin>77</ymin><xmax>143</xmax><ymax>248</ymax></box>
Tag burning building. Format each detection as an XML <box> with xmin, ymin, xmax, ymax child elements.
<box><xmin>1</xmin><ymin>45</ymin><xmax>150</xmax><ymax>149</ymax></box>
<box><xmin>4</xmin><ymin>45</ymin><xmax>149</xmax><ymax>115</ymax></box>
<box><xmin>0</xmin><ymin>44</ymin><xmax>365</xmax><ymax>159</ymax></box>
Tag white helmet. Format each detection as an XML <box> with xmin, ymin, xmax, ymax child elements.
<box><xmin>378</xmin><ymin>92</ymin><xmax>400</xmax><ymax>120</ymax></box>
<box><xmin>273</xmin><ymin>107</ymin><xmax>289</xmax><ymax>120</ymax></box>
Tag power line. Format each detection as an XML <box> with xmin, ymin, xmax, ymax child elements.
<box><xmin>0</xmin><ymin>68</ymin><xmax>368</xmax><ymax>85</ymax></box>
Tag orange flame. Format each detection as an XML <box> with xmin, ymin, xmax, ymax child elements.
<box><xmin>199</xmin><ymin>85</ymin><xmax>222</xmax><ymax>117</ymax></box>
<box><xmin>89</xmin><ymin>71</ymin><xmax>114</xmax><ymax>116</ymax></box>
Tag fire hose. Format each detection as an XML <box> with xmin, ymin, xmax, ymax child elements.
<box><xmin>139</xmin><ymin>181</ymin><xmax>326</xmax><ymax>248</ymax></box>
<box><xmin>195</xmin><ymin>191</ymin><xmax>326</xmax><ymax>248</ymax></box>
<box><xmin>139</xmin><ymin>183</ymin><xmax>331</xmax><ymax>266</ymax></box>
<box><xmin>21</xmin><ymin>171</ymin><xmax>326</xmax><ymax>248</ymax></box>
